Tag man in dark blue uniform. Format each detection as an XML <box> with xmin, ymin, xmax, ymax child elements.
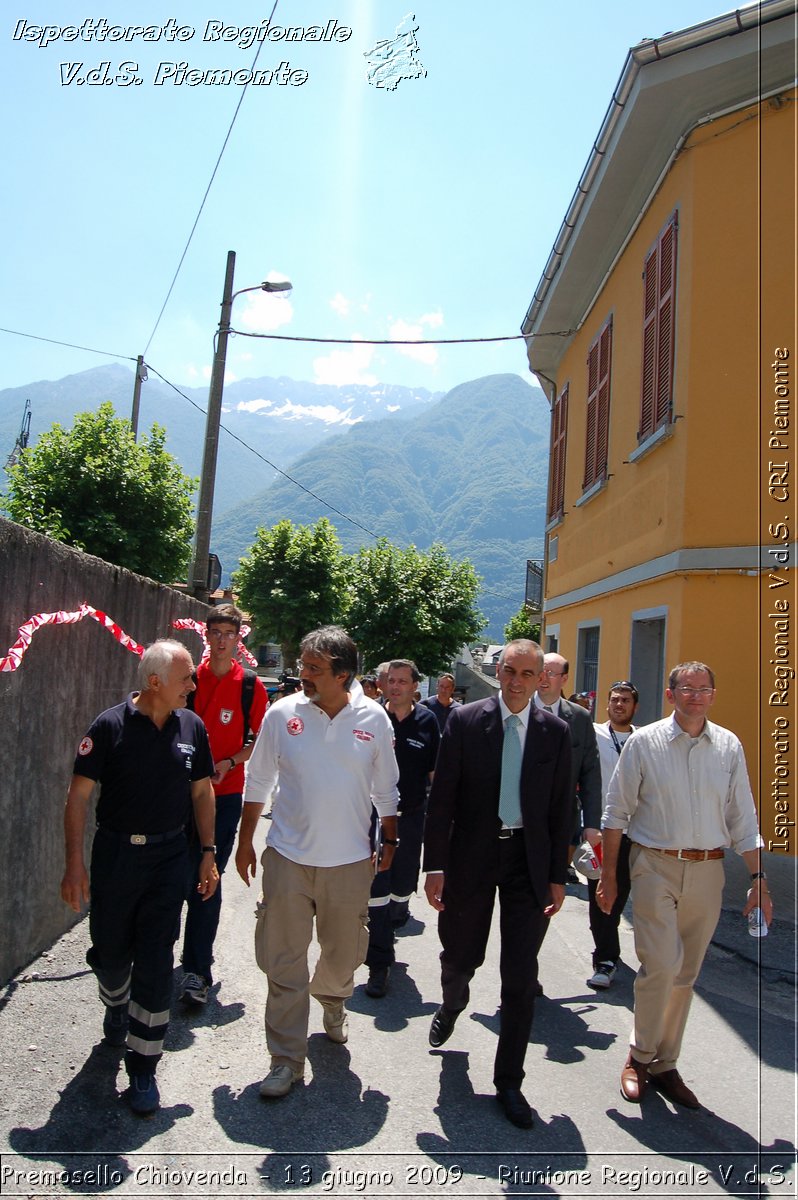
<box><xmin>364</xmin><ymin>658</ymin><xmax>440</xmax><ymax>998</ymax></box>
<box><xmin>61</xmin><ymin>639</ymin><xmax>217</xmax><ymax>1115</ymax></box>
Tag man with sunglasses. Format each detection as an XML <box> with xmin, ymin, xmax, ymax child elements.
<box><xmin>180</xmin><ymin>603</ymin><xmax>268</xmax><ymax>1006</ymax></box>
<box><xmin>598</xmin><ymin>662</ymin><xmax>772</xmax><ymax>1110</ymax></box>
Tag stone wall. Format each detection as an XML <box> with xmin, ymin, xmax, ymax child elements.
<box><xmin>0</xmin><ymin>517</ymin><xmax>209</xmax><ymax>984</ymax></box>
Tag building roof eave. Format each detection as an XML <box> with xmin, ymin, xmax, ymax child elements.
<box><xmin>521</xmin><ymin>0</ymin><xmax>797</xmax><ymax>386</ymax></box>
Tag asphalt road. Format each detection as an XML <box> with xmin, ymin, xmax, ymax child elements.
<box><xmin>1</xmin><ymin>829</ymin><xmax>794</xmax><ymax>1199</ymax></box>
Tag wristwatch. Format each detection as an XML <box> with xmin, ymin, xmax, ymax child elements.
<box><xmin>201</xmin><ymin>845</ymin><xmax>217</xmax><ymax>854</ymax></box>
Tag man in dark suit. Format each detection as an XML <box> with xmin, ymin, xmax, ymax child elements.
<box><xmin>535</xmin><ymin>653</ymin><xmax>602</xmax><ymax>869</ymax></box>
<box><xmin>423</xmin><ymin>640</ymin><xmax>572</xmax><ymax>1129</ymax></box>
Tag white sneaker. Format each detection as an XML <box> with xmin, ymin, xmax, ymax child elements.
<box><xmin>322</xmin><ymin>1002</ymin><xmax>349</xmax><ymax>1044</ymax></box>
<box><xmin>587</xmin><ymin>961</ymin><xmax>617</xmax><ymax>990</ymax></box>
<box><xmin>180</xmin><ymin>973</ymin><xmax>209</xmax><ymax>1005</ymax></box>
<box><xmin>259</xmin><ymin>1064</ymin><xmax>303</xmax><ymax>1098</ymax></box>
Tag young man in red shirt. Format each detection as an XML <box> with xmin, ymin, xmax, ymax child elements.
<box><xmin>180</xmin><ymin>604</ymin><xmax>268</xmax><ymax>1004</ymax></box>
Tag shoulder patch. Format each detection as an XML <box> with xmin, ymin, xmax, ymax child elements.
<box><xmin>78</xmin><ymin>736</ymin><xmax>93</xmax><ymax>756</ymax></box>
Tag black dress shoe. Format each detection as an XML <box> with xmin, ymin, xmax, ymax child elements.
<box><xmin>496</xmin><ymin>1088</ymin><xmax>533</xmax><ymax>1129</ymax></box>
<box><xmin>429</xmin><ymin>1007</ymin><xmax>458</xmax><ymax>1047</ymax></box>
<box><xmin>365</xmin><ymin>967</ymin><xmax>390</xmax><ymax>998</ymax></box>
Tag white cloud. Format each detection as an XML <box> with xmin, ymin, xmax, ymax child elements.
<box><xmin>329</xmin><ymin>292</ymin><xmax>350</xmax><ymax>317</ymax></box>
<box><xmin>313</xmin><ymin>341</ymin><xmax>378</xmax><ymax>386</ymax></box>
<box><xmin>236</xmin><ymin>290</ymin><xmax>294</xmax><ymax>333</ymax></box>
<box><xmin>388</xmin><ymin>314</ymin><xmax>441</xmax><ymax>365</ymax></box>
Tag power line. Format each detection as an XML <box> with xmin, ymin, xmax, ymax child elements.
<box><xmin>230</xmin><ymin>329</ymin><xmax>575</xmax><ymax>345</ymax></box>
<box><xmin>142</xmin><ymin>0</ymin><xmax>281</xmax><ymax>356</ymax></box>
<box><xmin>0</xmin><ymin>325</ymin><xmax>137</xmax><ymax>363</ymax></box>
<box><xmin>144</xmin><ymin>363</ymin><xmax>513</xmax><ymax>597</ymax></box>
<box><xmin>145</xmin><ymin>363</ymin><xmax>382</xmax><ymax>540</ymax></box>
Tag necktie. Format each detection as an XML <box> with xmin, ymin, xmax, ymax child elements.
<box><xmin>544</xmin><ymin>705</ymin><xmax>553</xmax><ymax>712</ymax></box>
<box><xmin>498</xmin><ymin>714</ymin><xmax>522</xmax><ymax>827</ymax></box>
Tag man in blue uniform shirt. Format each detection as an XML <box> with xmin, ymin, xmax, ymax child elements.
<box><xmin>364</xmin><ymin>659</ymin><xmax>440</xmax><ymax>997</ymax></box>
<box><xmin>61</xmin><ymin>639</ymin><xmax>218</xmax><ymax>1115</ymax></box>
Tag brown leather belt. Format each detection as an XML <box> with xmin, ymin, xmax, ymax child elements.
<box><xmin>658</xmin><ymin>847</ymin><xmax>724</xmax><ymax>861</ymax></box>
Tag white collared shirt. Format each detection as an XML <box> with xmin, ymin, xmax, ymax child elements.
<box><xmin>603</xmin><ymin>713</ymin><xmax>762</xmax><ymax>853</ymax></box>
<box><xmin>534</xmin><ymin>693</ymin><xmax>561</xmax><ymax>718</ymax></box>
<box><xmin>244</xmin><ymin>690</ymin><xmax>399</xmax><ymax>867</ymax></box>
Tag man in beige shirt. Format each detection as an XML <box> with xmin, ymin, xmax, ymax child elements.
<box><xmin>598</xmin><ymin>661</ymin><xmax>773</xmax><ymax>1110</ymax></box>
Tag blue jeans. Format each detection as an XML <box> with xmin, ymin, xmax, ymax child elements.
<box><xmin>181</xmin><ymin>793</ymin><xmax>242</xmax><ymax>984</ymax></box>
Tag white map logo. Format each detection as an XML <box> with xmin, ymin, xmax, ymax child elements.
<box><xmin>364</xmin><ymin>12</ymin><xmax>426</xmax><ymax>91</ymax></box>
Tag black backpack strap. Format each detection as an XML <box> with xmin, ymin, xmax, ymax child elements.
<box><xmin>241</xmin><ymin>669</ymin><xmax>257</xmax><ymax>745</ymax></box>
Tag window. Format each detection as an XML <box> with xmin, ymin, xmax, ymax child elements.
<box><xmin>583</xmin><ymin>317</ymin><xmax>612</xmax><ymax>490</ymax></box>
<box><xmin>577</xmin><ymin>625</ymin><xmax>600</xmax><ymax>694</ymax></box>
<box><xmin>547</xmin><ymin>384</ymin><xmax>568</xmax><ymax>521</ymax></box>
<box><xmin>639</xmin><ymin>211</ymin><xmax>678</xmax><ymax>442</ymax></box>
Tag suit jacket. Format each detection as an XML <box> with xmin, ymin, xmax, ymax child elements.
<box><xmin>555</xmin><ymin>699</ymin><xmax>603</xmax><ymax>831</ymax></box>
<box><xmin>423</xmin><ymin>696</ymin><xmax>573</xmax><ymax>909</ymax></box>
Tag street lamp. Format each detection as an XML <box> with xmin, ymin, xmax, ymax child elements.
<box><xmin>189</xmin><ymin>250</ymin><xmax>292</xmax><ymax>600</ymax></box>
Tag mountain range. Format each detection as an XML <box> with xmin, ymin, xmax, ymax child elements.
<box><xmin>0</xmin><ymin>366</ymin><xmax>550</xmax><ymax>638</ymax></box>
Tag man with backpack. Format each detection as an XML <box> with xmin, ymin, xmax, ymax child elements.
<box><xmin>180</xmin><ymin>603</ymin><xmax>269</xmax><ymax>1005</ymax></box>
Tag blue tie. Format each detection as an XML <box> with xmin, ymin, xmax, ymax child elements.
<box><xmin>499</xmin><ymin>714</ymin><xmax>522</xmax><ymax>827</ymax></box>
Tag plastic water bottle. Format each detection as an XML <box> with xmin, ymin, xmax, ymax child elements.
<box><xmin>747</xmin><ymin>907</ymin><xmax>768</xmax><ymax>938</ymax></box>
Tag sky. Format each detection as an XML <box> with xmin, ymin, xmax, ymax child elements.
<box><xmin>2</xmin><ymin>0</ymin><xmax>742</xmax><ymax>402</ymax></box>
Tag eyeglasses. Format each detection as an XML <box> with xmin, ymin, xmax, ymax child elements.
<box><xmin>539</xmin><ymin>668</ymin><xmax>564</xmax><ymax>677</ymax></box>
<box><xmin>297</xmin><ymin>660</ymin><xmax>332</xmax><ymax>676</ymax></box>
<box><xmin>674</xmin><ymin>685</ymin><xmax>714</xmax><ymax>697</ymax></box>
<box><xmin>610</xmin><ymin>681</ymin><xmax>636</xmax><ymax>691</ymax></box>
<box><xmin>208</xmin><ymin>629</ymin><xmax>237</xmax><ymax>641</ymax></box>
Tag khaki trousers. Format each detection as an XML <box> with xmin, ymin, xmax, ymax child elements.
<box><xmin>629</xmin><ymin>844</ymin><xmax>724</xmax><ymax>1074</ymax></box>
<box><xmin>256</xmin><ymin>847</ymin><xmax>373</xmax><ymax>1071</ymax></box>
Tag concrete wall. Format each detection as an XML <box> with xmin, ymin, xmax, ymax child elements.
<box><xmin>0</xmin><ymin>517</ymin><xmax>210</xmax><ymax>985</ymax></box>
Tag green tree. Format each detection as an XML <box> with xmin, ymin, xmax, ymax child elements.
<box><xmin>4</xmin><ymin>402</ymin><xmax>196</xmax><ymax>582</ymax></box>
<box><xmin>233</xmin><ymin>517</ymin><xmax>349</xmax><ymax>667</ymax></box>
<box><xmin>347</xmin><ymin>539</ymin><xmax>484</xmax><ymax>675</ymax></box>
<box><xmin>504</xmin><ymin>605</ymin><xmax>541</xmax><ymax>644</ymax></box>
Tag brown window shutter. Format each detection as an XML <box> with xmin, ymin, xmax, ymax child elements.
<box><xmin>596</xmin><ymin>321</ymin><xmax>612</xmax><ymax>478</ymax></box>
<box><xmin>640</xmin><ymin>248</ymin><xmax>658</xmax><ymax>440</ymax></box>
<box><xmin>548</xmin><ymin>384</ymin><xmax>568</xmax><ymax>521</ymax></box>
<box><xmin>639</xmin><ymin>212</ymin><xmax>678</xmax><ymax>441</ymax></box>
<box><xmin>656</xmin><ymin>216</ymin><xmax>678</xmax><ymax>427</ymax></box>
<box><xmin>584</xmin><ymin>318</ymin><xmax>612</xmax><ymax>490</ymax></box>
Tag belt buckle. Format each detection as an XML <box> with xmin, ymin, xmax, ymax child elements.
<box><xmin>130</xmin><ymin>834</ymin><xmax>146</xmax><ymax>846</ymax></box>
<box><xmin>498</xmin><ymin>828</ymin><xmax>514</xmax><ymax>840</ymax></box>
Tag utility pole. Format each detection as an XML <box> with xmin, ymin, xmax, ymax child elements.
<box><xmin>130</xmin><ymin>355</ymin><xmax>147</xmax><ymax>440</ymax></box>
<box><xmin>189</xmin><ymin>250</ymin><xmax>236</xmax><ymax>601</ymax></box>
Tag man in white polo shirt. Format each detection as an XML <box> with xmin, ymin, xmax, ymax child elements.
<box><xmin>235</xmin><ymin>626</ymin><xmax>399</xmax><ymax>1099</ymax></box>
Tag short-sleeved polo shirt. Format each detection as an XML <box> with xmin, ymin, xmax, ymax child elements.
<box><xmin>74</xmin><ymin>695</ymin><xmax>214</xmax><ymax>833</ymax></box>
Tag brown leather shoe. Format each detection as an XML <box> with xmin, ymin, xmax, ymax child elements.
<box><xmin>620</xmin><ymin>1054</ymin><xmax>648</xmax><ymax>1103</ymax></box>
<box><xmin>651</xmin><ymin>1069</ymin><xmax>700</xmax><ymax>1109</ymax></box>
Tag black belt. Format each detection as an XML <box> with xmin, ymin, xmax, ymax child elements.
<box><xmin>98</xmin><ymin>825</ymin><xmax>185</xmax><ymax>846</ymax></box>
<box><xmin>498</xmin><ymin>827</ymin><xmax>523</xmax><ymax>840</ymax></box>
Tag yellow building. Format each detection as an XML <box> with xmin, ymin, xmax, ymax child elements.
<box><xmin>522</xmin><ymin>2</ymin><xmax>796</xmax><ymax>850</ymax></box>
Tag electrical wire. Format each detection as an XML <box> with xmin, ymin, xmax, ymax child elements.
<box><xmin>230</xmin><ymin>329</ymin><xmax>575</xmax><ymax>345</ymax></box>
<box><xmin>0</xmin><ymin>326</ymin><xmax>137</xmax><ymax>363</ymax></box>
<box><xmin>142</xmin><ymin>0</ymin><xmax>281</xmax><ymax>357</ymax></box>
<box><xmin>145</xmin><ymin>363</ymin><xmax>382</xmax><ymax>540</ymax></box>
<box><xmin>144</xmin><ymin>362</ymin><xmax>512</xmax><ymax>596</ymax></box>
